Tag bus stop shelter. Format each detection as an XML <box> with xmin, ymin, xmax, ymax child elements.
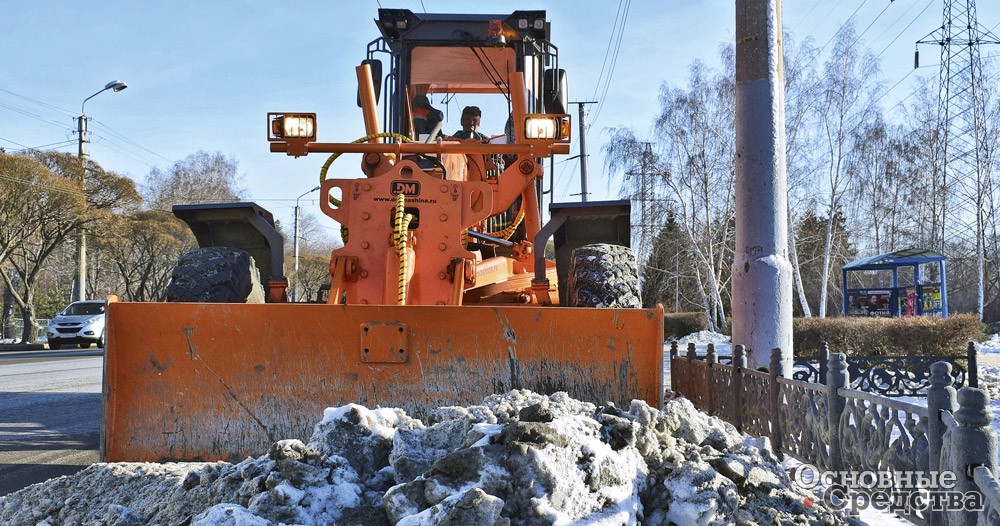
<box><xmin>842</xmin><ymin>248</ymin><xmax>947</xmax><ymax>317</ymax></box>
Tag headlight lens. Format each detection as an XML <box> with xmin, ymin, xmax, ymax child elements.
<box><xmin>271</xmin><ymin>114</ymin><xmax>316</xmax><ymax>139</ymax></box>
<box><xmin>524</xmin><ymin>115</ymin><xmax>570</xmax><ymax>140</ymax></box>
<box><xmin>524</xmin><ymin>117</ymin><xmax>555</xmax><ymax>139</ymax></box>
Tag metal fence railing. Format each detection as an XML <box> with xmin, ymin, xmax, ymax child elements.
<box><xmin>3</xmin><ymin>318</ymin><xmax>49</xmax><ymax>342</ymax></box>
<box><xmin>672</xmin><ymin>341</ymin><xmax>1000</xmax><ymax>526</ymax></box>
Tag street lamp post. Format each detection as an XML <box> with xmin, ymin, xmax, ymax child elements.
<box><xmin>73</xmin><ymin>80</ymin><xmax>127</xmax><ymax>303</ymax></box>
<box><xmin>292</xmin><ymin>185</ymin><xmax>321</xmax><ymax>302</ymax></box>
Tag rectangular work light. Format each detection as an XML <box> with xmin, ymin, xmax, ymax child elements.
<box><xmin>267</xmin><ymin>112</ymin><xmax>317</xmax><ymax>157</ymax></box>
<box><xmin>524</xmin><ymin>115</ymin><xmax>570</xmax><ymax>140</ymax></box>
<box><xmin>269</xmin><ymin>113</ymin><xmax>317</xmax><ymax>140</ymax></box>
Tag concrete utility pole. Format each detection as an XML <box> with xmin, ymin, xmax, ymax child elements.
<box><xmin>732</xmin><ymin>0</ymin><xmax>793</xmax><ymax>373</ymax></box>
<box><xmin>292</xmin><ymin>185</ymin><xmax>321</xmax><ymax>302</ymax></box>
<box><xmin>571</xmin><ymin>101</ymin><xmax>597</xmax><ymax>202</ymax></box>
<box><xmin>74</xmin><ymin>80</ymin><xmax>127</xmax><ymax>303</ymax></box>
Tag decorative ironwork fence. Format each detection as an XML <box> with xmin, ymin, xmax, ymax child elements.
<box><xmin>671</xmin><ymin>342</ymin><xmax>1000</xmax><ymax>526</ymax></box>
<box><xmin>683</xmin><ymin>341</ymin><xmax>976</xmax><ymax>397</ymax></box>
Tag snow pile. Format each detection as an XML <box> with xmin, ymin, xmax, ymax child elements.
<box><xmin>0</xmin><ymin>390</ymin><xmax>846</xmax><ymax>525</ymax></box>
<box><xmin>978</xmin><ymin>367</ymin><xmax>1000</xmax><ymax>401</ymax></box>
<box><xmin>675</xmin><ymin>330</ymin><xmax>733</xmax><ymax>357</ymax></box>
<box><xmin>979</xmin><ymin>334</ymin><xmax>1000</xmax><ymax>354</ymax></box>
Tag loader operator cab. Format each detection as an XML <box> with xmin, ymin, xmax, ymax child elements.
<box><xmin>363</xmin><ymin>9</ymin><xmax>572</xmax><ymax>255</ymax></box>
<box><xmin>364</xmin><ymin>9</ymin><xmax>570</xmax><ymax>182</ymax></box>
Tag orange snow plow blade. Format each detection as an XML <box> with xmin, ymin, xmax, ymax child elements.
<box><xmin>102</xmin><ymin>302</ymin><xmax>664</xmax><ymax>462</ymax></box>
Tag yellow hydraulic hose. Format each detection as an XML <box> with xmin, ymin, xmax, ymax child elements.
<box><xmin>393</xmin><ymin>193</ymin><xmax>414</xmax><ymax>305</ymax></box>
<box><xmin>319</xmin><ymin>132</ymin><xmax>412</xmax><ymax>186</ymax></box>
<box><xmin>319</xmin><ymin>132</ymin><xmax>413</xmax><ymax>245</ymax></box>
<box><xmin>483</xmin><ymin>206</ymin><xmax>525</xmax><ymax>240</ymax></box>
<box><xmin>464</xmin><ymin>206</ymin><xmax>525</xmax><ymax>248</ymax></box>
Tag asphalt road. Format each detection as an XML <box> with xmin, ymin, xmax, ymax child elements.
<box><xmin>0</xmin><ymin>352</ymin><xmax>102</xmax><ymax>496</ymax></box>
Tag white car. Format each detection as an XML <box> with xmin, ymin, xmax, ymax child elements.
<box><xmin>46</xmin><ymin>300</ymin><xmax>107</xmax><ymax>350</ymax></box>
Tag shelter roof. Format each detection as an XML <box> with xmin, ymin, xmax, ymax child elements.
<box><xmin>842</xmin><ymin>248</ymin><xmax>946</xmax><ymax>271</ymax></box>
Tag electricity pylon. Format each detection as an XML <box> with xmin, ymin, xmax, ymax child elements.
<box><xmin>917</xmin><ymin>0</ymin><xmax>999</xmax><ymax>318</ymax></box>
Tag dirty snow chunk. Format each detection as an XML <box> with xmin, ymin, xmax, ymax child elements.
<box><xmin>428</xmin><ymin>404</ymin><xmax>498</xmax><ymax>425</ymax></box>
<box><xmin>482</xmin><ymin>389</ymin><xmax>597</xmax><ymax>423</ymax></box>
<box><xmin>0</xmin><ymin>462</ymin><xmax>212</xmax><ymax>525</ymax></box>
<box><xmin>308</xmin><ymin>402</ymin><xmax>423</xmax><ymax>501</ymax></box>
<box><xmin>192</xmin><ymin>503</ymin><xmax>270</xmax><ymax>525</ymax></box>
<box><xmin>316</xmin><ymin>403</ymin><xmax>413</xmax><ymax>440</ymax></box>
<box><xmin>397</xmin><ymin>487</ymin><xmax>504</xmax><ymax>526</ymax></box>
<box><xmin>662</xmin><ymin>460</ymin><xmax>739</xmax><ymax>526</ymax></box>
<box><xmin>385</xmin><ymin>394</ymin><xmax>651</xmax><ymax>525</ymax></box>
<box><xmin>469</xmin><ymin>423</ymin><xmax>503</xmax><ymax>447</ymax></box>
<box><xmin>390</xmin><ymin>416</ymin><xmax>478</xmax><ymax>483</ymax></box>
<box><xmin>659</xmin><ymin>397</ymin><xmax>743</xmax><ymax>451</ymax></box>
<box><xmin>978</xmin><ymin>366</ymin><xmax>1000</xmax><ymax>400</ymax></box>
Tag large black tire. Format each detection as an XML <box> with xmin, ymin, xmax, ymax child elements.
<box><xmin>566</xmin><ymin>244</ymin><xmax>641</xmax><ymax>308</ymax></box>
<box><xmin>48</xmin><ymin>340</ymin><xmax>62</xmax><ymax>350</ymax></box>
<box><xmin>165</xmin><ymin>247</ymin><xmax>265</xmax><ymax>303</ymax></box>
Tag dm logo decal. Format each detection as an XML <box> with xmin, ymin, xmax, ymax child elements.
<box><xmin>391</xmin><ymin>181</ymin><xmax>420</xmax><ymax>196</ymax></box>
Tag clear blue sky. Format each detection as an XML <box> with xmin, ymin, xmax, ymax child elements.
<box><xmin>1</xmin><ymin>1</ymin><xmax>997</xmax><ymax>233</ymax></box>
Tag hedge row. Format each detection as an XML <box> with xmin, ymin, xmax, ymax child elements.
<box><xmin>664</xmin><ymin>312</ymin><xmax>984</xmax><ymax>357</ymax></box>
<box><xmin>792</xmin><ymin>313</ymin><xmax>984</xmax><ymax>357</ymax></box>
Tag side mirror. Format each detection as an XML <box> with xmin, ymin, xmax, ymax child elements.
<box><xmin>543</xmin><ymin>69</ymin><xmax>568</xmax><ymax>114</ymax></box>
<box><xmin>357</xmin><ymin>59</ymin><xmax>384</xmax><ymax>107</ymax></box>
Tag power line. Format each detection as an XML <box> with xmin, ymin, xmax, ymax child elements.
<box><xmin>888</xmin><ymin>53</ymin><xmax>1000</xmax><ymax>116</ymax></box>
<box><xmin>0</xmin><ymin>101</ymin><xmax>72</xmax><ymax>130</ymax></box>
<box><xmin>551</xmin><ymin>139</ymin><xmax>580</xmax><ymax>201</ymax></box>
<box><xmin>0</xmin><ymin>86</ymin><xmax>75</xmax><ymax>118</ymax></box>
<box><xmin>590</xmin><ymin>0</ymin><xmax>626</xmax><ymax>102</ymax></box>
<box><xmin>808</xmin><ymin>0</ymin><xmax>849</xmax><ymax>40</ymax></box>
<box><xmin>10</xmin><ymin>140</ymin><xmax>77</xmax><ymax>153</ymax></box>
<box><xmin>876</xmin><ymin>0</ymin><xmax>935</xmax><ymax>60</ymax></box>
<box><xmin>818</xmin><ymin>0</ymin><xmax>870</xmax><ymax>55</ymax></box>
<box><xmin>87</xmin><ymin>132</ymin><xmax>159</xmax><ymax>170</ymax></box>
<box><xmin>0</xmin><ymin>171</ymin><xmax>88</xmax><ymax>199</ymax></box>
<box><xmin>795</xmin><ymin>0</ymin><xmax>826</xmax><ymax>30</ymax></box>
<box><xmin>857</xmin><ymin>0</ymin><xmax>895</xmax><ymax>41</ymax></box>
<box><xmin>590</xmin><ymin>0</ymin><xmax>630</xmax><ymax>127</ymax></box>
<box><xmin>0</xmin><ymin>87</ymin><xmax>167</xmax><ymax>171</ymax></box>
<box><xmin>90</xmin><ymin>118</ymin><xmax>171</xmax><ymax>163</ymax></box>
<box><xmin>0</xmin><ymin>136</ymin><xmax>32</xmax><ymax>150</ymax></box>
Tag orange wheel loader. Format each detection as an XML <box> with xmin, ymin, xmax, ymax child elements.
<box><xmin>103</xmin><ymin>9</ymin><xmax>664</xmax><ymax>462</ymax></box>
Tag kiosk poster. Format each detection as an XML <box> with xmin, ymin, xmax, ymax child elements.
<box><xmin>848</xmin><ymin>289</ymin><xmax>892</xmax><ymax>317</ymax></box>
<box><xmin>900</xmin><ymin>287</ymin><xmax>917</xmax><ymax>316</ymax></box>
<box><xmin>922</xmin><ymin>286</ymin><xmax>943</xmax><ymax>311</ymax></box>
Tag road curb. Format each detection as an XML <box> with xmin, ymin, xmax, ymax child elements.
<box><xmin>0</xmin><ymin>344</ymin><xmax>47</xmax><ymax>352</ymax></box>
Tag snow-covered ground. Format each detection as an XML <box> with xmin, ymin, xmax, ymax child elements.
<box><xmin>0</xmin><ymin>390</ymin><xmax>849</xmax><ymax>525</ymax></box>
<box><xmin>979</xmin><ymin>334</ymin><xmax>1000</xmax><ymax>354</ymax></box>
<box><xmin>3</xmin><ymin>332</ymin><xmax>997</xmax><ymax>525</ymax></box>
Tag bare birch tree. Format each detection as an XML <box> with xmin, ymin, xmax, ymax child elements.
<box><xmin>815</xmin><ymin>24</ymin><xmax>880</xmax><ymax>317</ymax></box>
<box><xmin>606</xmin><ymin>52</ymin><xmax>736</xmax><ymax>331</ymax></box>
